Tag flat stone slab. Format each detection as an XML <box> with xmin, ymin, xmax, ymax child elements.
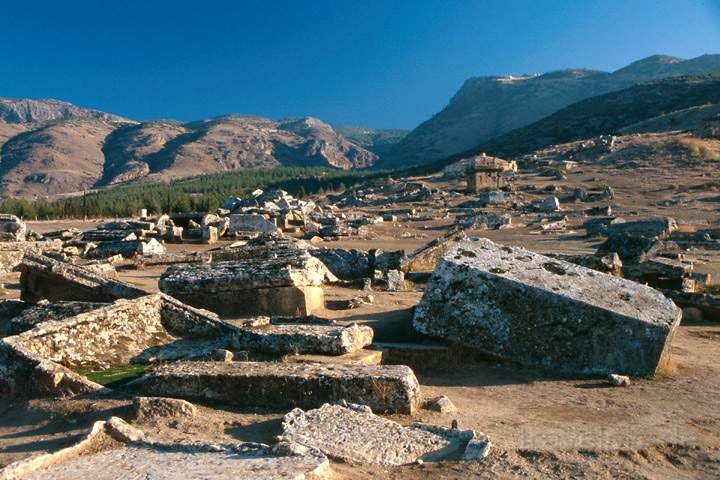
<box><xmin>280</xmin><ymin>404</ymin><xmax>478</xmax><ymax>466</ymax></box>
<box><xmin>232</xmin><ymin>323</ymin><xmax>374</xmax><ymax>355</ymax></box>
<box><xmin>3</xmin><ymin>417</ymin><xmax>331</xmax><ymax>480</ymax></box>
<box><xmin>413</xmin><ymin>238</ymin><xmax>682</xmax><ymax>376</ymax></box>
<box><xmin>131</xmin><ymin>361</ymin><xmax>421</xmax><ymax>414</ymax></box>
<box><xmin>281</xmin><ymin>404</ymin><xmax>449</xmax><ymax>465</ymax></box>
<box><xmin>282</xmin><ymin>349</ymin><xmax>383</xmax><ymax>366</ymax></box>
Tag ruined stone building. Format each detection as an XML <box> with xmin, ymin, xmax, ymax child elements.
<box><xmin>465</xmin><ymin>153</ymin><xmax>517</xmax><ymax>193</ymax></box>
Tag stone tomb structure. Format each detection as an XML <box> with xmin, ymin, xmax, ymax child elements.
<box><xmin>159</xmin><ymin>253</ymin><xmax>334</xmax><ymax>316</ymax></box>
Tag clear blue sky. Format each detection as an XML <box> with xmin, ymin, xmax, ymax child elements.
<box><xmin>0</xmin><ymin>0</ymin><xmax>718</xmax><ymax>129</ymax></box>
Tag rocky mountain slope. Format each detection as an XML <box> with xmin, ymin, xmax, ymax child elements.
<box><xmin>476</xmin><ymin>74</ymin><xmax>720</xmax><ymax>159</ymax></box>
<box><xmin>383</xmin><ymin>54</ymin><xmax>720</xmax><ymax>167</ymax></box>
<box><xmin>332</xmin><ymin>125</ymin><xmax>408</xmax><ymax>156</ymax></box>
<box><xmin>0</xmin><ymin>100</ymin><xmax>378</xmax><ymax>198</ymax></box>
<box><xmin>0</xmin><ymin>98</ymin><xmax>127</xmax><ymax>124</ymax></box>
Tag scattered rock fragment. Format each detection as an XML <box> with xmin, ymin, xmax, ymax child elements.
<box><xmin>608</xmin><ymin>374</ymin><xmax>631</xmax><ymax>387</ymax></box>
<box><xmin>133</xmin><ymin>396</ymin><xmax>198</xmax><ymax>422</ymax></box>
<box><xmin>423</xmin><ymin>395</ymin><xmax>458</xmax><ymax>413</ymax></box>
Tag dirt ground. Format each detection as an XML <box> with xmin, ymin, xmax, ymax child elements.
<box><xmin>2</xmin><ymin>159</ymin><xmax>720</xmax><ymax>478</ymax></box>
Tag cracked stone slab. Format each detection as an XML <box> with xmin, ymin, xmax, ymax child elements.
<box><xmin>2</xmin><ymin>417</ymin><xmax>331</xmax><ymax>480</ymax></box>
<box><xmin>130</xmin><ymin>361</ymin><xmax>421</xmax><ymax>414</ymax></box>
<box><xmin>279</xmin><ymin>404</ymin><xmax>476</xmax><ymax>466</ymax></box>
<box><xmin>413</xmin><ymin>238</ymin><xmax>682</xmax><ymax>376</ymax></box>
<box><xmin>232</xmin><ymin>323</ymin><xmax>374</xmax><ymax>355</ymax></box>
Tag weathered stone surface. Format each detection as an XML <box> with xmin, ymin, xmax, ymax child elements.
<box><xmin>282</xmin><ymin>349</ymin><xmax>383</xmax><ymax>366</ymax></box>
<box><xmin>131</xmin><ymin>361</ymin><xmax>421</xmax><ymax>414</ymax></box>
<box><xmin>0</xmin><ymin>293</ymin><xmax>231</xmax><ymax>397</ymax></box>
<box><xmin>0</xmin><ymin>240</ymin><xmax>63</xmax><ymax>274</ymax></box>
<box><xmin>386</xmin><ymin>269</ymin><xmax>406</xmax><ymax>291</ymax></box>
<box><xmin>413</xmin><ymin>238</ymin><xmax>682</xmax><ymax>376</ymax></box>
<box><xmin>0</xmin><ymin>300</ymin><xmax>105</xmax><ymax>337</ymax></box>
<box><xmin>228</xmin><ymin>213</ymin><xmax>281</xmax><ymax>235</ymax></box>
<box><xmin>423</xmin><ymin>395</ymin><xmax>458</xmax><ymax>413</ymax></box>
<box><xmin>3</xmin><ymin>295</ymin><xmax>189</xmax><ymax>370</ymax></box>
<box><xmin>2</xmin><ymin>417</ymin><xmax>332</xmax><ymax>480</ymax></box>
<box><xmin>309</xmin><ymin>248</ymin><xmax>369</xmax><ymax>281</ymax></box>
<box><xmin>608</xmin><ymin>374</ymin><xmax>631</xmax><ymax>387</ymax></box>
<box><xmin>459</xmin><ymin>212</ymin><xmax>511</xmax><ymax>230</ymax></box>
<box><xmin>0</xmin><ymin>213</ymin><xmax>27</xmax><ymax>242</ymax></box>
<box><xmin>598</xmin><ymin>232</ymin><xmax>662</xmax><ymax>263</ymax></box>
<box><xmin>279</xmin><ymin>404</ymin><xmax>467</xmax><ymax>465</ymax></box>
<box><xmin>232</xmin><ymin>323</ymin><xmax>373</xmax><ymax>355</ymax></box>
<box><xmin>133</xmin><ymin>396</ymin><xmax>198</xmax><ymax>421</ymax></box>
<box><xmin>538</xmin><ymin>196</ymin><xmax>561</xmax><ymax>212</ymax></box>
<box><xmin>159</xmin><ymin>254</ymin><xmax>332</xmax><ymax>315</ymax></box>
<box><xmin>85</xmin><ymin>238</ymin><xmax>165</xmax><ymax>259</ymax></box>
<box><xmin>19</xmin><ymin>253</ymin><xmax>147</xmax><ymax>303</ymax></box>
<box><xmin>403</xmin><ymin>226</ymin><xmax>467</xmax><ymax>273</ymax></box>
<box><xmin>607</xmin><ymin>217</ymin><xmax>677</xmax><ymax>238</ymax></box>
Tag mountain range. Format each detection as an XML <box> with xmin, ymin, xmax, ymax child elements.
<box><xmin>0</xmin><ymin>53</ymin><xmax>719</xmax><ymax>199</ymax></box>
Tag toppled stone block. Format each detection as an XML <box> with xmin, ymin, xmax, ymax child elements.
<box><xmin>459</xmin><ymin>212</ymin><xmax>511</xmax><ymax>230</ymax></box>
<box><xmin>159</xmin><ymin>254</ymin><xmax>333</xmax><ymax>316</ymax></box>
<box><xmin>598</xmin><ymin>232</ymin><xmax>662</xmax><ymax>263</ymax></box>
<box><xmin>279</xmin><ymin>404</ymin><xmax>471</xmax><ymax>466</ymax></box>
<box><xmin>607</xmin><ymin>217</ymin><xmax>677</xmax><ymax>238</ymax></box>
<box><xmin>131</xmin><ymin>361</ymin><xmax>421</xmax><ymax>414</ymax></box>
<box><xmin>0</xmin><ymin>416</ymin><xmax>332</xmax><ymax>480</ymax></box>
<box><xmin>133</xmin><ymin>396</ymin><xmax>198</xmax><ymax>422</ymax></box>
<box><xmin>0</xmin><ymin>213</ymin><xmax>27</xmax><ymax>241</ymax></box>
<box><xmin>0</xmin><ymin>293</ymin><xmax>231</xmax><ymax>397</ymax></box>
<box><xmin>85</xmin><ymin>238</ymin><xmax>165</xmax><ymax>259</ymax></box>
<box><xmin>0</xmin><ymin>300</ymin><xmax>105</xmax><ymax>337</ymax></box>
<box><xmin>386</xmin><ymin>269</ymin><xmax>406</xmax><ymax>291</ymax></box>
<box><xmin>608</xmin><ymin>374</ymin><xmax>631</xmax><ymax>387</ymax></box>
<box><xmin>309</xmin><ymin>248</ymin><xmax>369</xmax><ymax>281</ymax></box>
<box><xmin>232</xmin><ymin>323</ymin><xmax>373</xmax><ymax>356</ymax></box>
<box><xmin>413</xmin><ymin>238</ymin><xmax>681</xmax><ymax>376</ymax></box>
<box><xmin>19</xmin><ymin>253</ymin><xmax>147</xmax><ymax>303</ymax></box>
<box><xmin>0</xmin><ymin>239</ymin><xmax>63</xmax><ymax>274</ymax></box>
<box><xmin>403</xmin><ymin>226</ymin><xmax>467</xmax><ymax>273</ymax></box>
<box><xmin>228</xmin><ymin>214</ymin><xmax>281</xmax><ymax>235</ymax></box>
<box><xmin>538</xmin><ymin>196</ymin><xmax>561</xmax><ymax>212</ymax></box>
<box><xmin>423</xmin><ymin>395</ymin><xmax>458</xmax><ymax>413</ymax></box>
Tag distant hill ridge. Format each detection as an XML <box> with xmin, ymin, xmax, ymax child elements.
<box><xmin>0</xmin><ymin>104</ymin><xmax>379</xmax><ymax>198</ymax></box>
<box><xmin>382</xmin><ymin>54</ymin><xmax>720</xmax><ymax>166</ymax></box>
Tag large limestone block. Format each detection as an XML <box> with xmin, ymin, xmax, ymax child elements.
<box><xmin>131</xmin><ymin>361</ymin><xmax>421</xmax><ymax>414</ymax></box>
<box><xmin>228</xmin><ymin>214</ymin><xmax>281</xmax><ymax>235</ymax></box>
<box><xmin>232</xmin><ymin>323</ymin><xmax>374</xmax><ymax>355</ymax></box>
<box><xmin>413</xmin><ymin>238</ymin><xmax>681</xmax><ymax>376</ymax></box>
<box><xmin>159</xmin><ymin>255</ymin><xmax>331</xmax><ymax>315</ymax></box>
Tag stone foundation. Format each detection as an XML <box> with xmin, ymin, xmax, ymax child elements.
<box><xmin>131</xmin><ymin>361</ymin><xmax>421</xmax><ymax>414</ymax></box>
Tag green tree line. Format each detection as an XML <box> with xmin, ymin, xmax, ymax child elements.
<box><xmin>0</xmin><ymin>167</ymin><xmax>392</xmax><ymax>220</ymax></box>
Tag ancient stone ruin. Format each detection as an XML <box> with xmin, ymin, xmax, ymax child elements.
<box><xmin>413</xmin><ymin>238</ymin><xmax>682</xmax><ymax>376</ymax></box>
<box><xmin>158</xmin><ymin>253</ymin><xmax>334</xmax><ymax>316</ymax></box>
